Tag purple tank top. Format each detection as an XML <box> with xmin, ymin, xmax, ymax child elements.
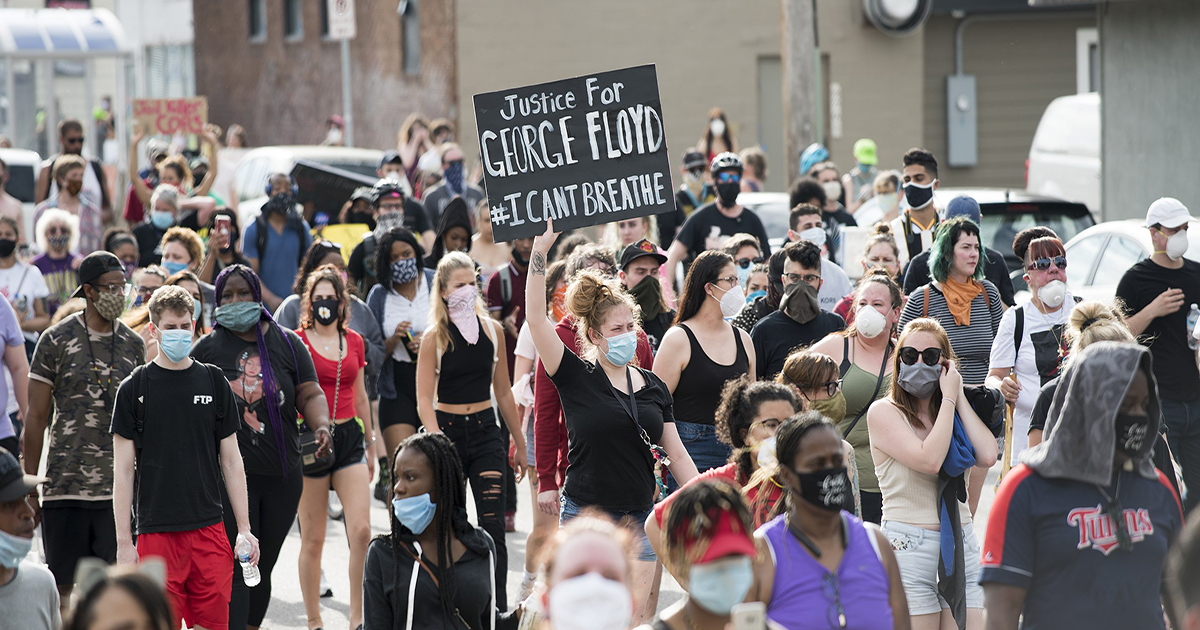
<box><xmin>760</xmin><ymin>513</ymin><xmax>893</xmax><ymax>630</ymax></box>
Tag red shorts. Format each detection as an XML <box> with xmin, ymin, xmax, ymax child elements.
<box><xmin>137</xmin><ymin>522</ymin><xmax>233</xmax><ymax>630</ymax></box>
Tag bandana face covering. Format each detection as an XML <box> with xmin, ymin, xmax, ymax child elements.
<box><xmin>628</xmin><ymin>275</ymin><xmax>664</xmax><ymax>320</ymax></box>
<box><xmin>447</xmin><ymin>284</ymin><xmax>480</xmax><ymax>344</ymax></box>
<box><xmin>780</xmin><ymin>280</ymin><xmax>820</xmax><ymax>325</ymax></box>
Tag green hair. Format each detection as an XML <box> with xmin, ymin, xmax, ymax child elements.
<box><xmin>929</xmin><ymin>217</ymin><xmax>987</xmax><ymax>283</ymax></box>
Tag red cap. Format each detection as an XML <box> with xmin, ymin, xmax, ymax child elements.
<box><xmin>695</xmin><ymin>511</ymin><xmax>756</xmax><ymax>563</ymax></box>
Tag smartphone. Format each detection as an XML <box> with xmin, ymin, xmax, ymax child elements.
<box><xmin>731</xmin><ymin>602</ymin><xmax>767</xmax><ymax>630</ymax></box>
<box><xmin>215</xmin><ymin>214</ymin><xmax>231</xmax><ymax>237</ymax></box>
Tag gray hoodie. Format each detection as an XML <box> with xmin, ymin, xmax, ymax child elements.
<box><xmin>1021</xmin><ymin>341</ymin><xmax>1161</xmax><ymax>486</ymax></box>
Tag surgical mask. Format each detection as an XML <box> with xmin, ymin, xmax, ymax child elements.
<box><xmin>793</xmin><ymin>466</ymin><xmax>851</xmax><ymax>513</ymax></box>
<box><xmin>903</xmin><ymin>180</ymin><xmax>937</xmax><ymax>210</ymax></box>
<box><xmin>736</xmin><ymin>263</ymin><xmax>752</xmax><ymax>286</ymax></box>
<box><xmin>93</xmin><ymin>292</ymin><xmax>126</xmax><ymax>321</ymax></box>
<box><xmin>855</xmin><ymin>304</ymin><xmax>887</xmax><ymax>338</ymax></box>
<box><xmin>157</xmin><ymin>328</ymin><xmax>193</xmax><ymax>363</ymax></box>
<box><xmin>798</xmin><ymin>226</ymin><xmax>827</xmax><ymax>249</ymax></box>
<box><xmin>1114</xmin><ymin>413</ymin><xmax>1151</xmax><ymax>458</ymax></box>
<box><xmin>151</xmin><ymin>210</ymin><xmax>175</xmax><ymax>230</ymax></box>
<box><xmin>757</xmin><ymin>435</ymin><xmax>778</xmax><ymax>469</ymax></box>
<box><xmin>215</xmin><ymin>301</ymin><xmax>262</xmax><ymax>333</ymax></box>
<box><xmin>312</xmin><ymin>298</ymin><xmax>340</xmax><ymax>326</ymax></box>
<box><xmin>392</xmin><ymin>493</ymin><xmax>436</xmax><ymax>535</ymax></box>
<box><xmin>712</xmin><ymin>283</ymin><xmax>745</xmax><ymax>318</ymax></box>
<box><xmin>876</xmin><ymin>192</ymin><xmax>899</xmax><ymax>213</ymax></box>
<box><xmin>48</xmin><ymin>233</ymin><xmax>70</xmax><ymax>251</ymax></box>
<box><xmin>391</xmin><ymin>257</ymin><xmax>418</xmax><ymax>284</ymax></box>
<box><xmin>193</xmin><ymin>298</ymin><xmax>203</xmax><ymax>322</ymax></box>
<box><xmin>162</xmin><ymin>260</ymin><xmax>188</xmax><ymax>276</ymax></box>
<box><xmin>0</xmin><ymin>530</ymin><xmax>33</xmax><ymax>569</ymax></box>
<box><xmin>716</xmin><ymin>182</ymin><xmax>740</xmax><ymax>207</ymax></box>
<box><xmin>547</xmin><ymin>572</ymin><xmax>633</xmax><ymax>630</ymax></box>
<box><xmin>709</xmin><ymin>119</ymin><xmax>726</xmax><ymax>137</ymax></box>
<box><xmin>810</xmin><ymin>391</ymin><xmax>847</xmax><ymax>424</ymax></box>
<box><xmin>746</xmin><ymin>289</ymin><xmax>766</xmax><ymax>304</ymax></box>
<box><xmin>688</xmin><ymin>556</ymin><xmax>754</xmax><ymax>615</ymax></box>
<box><xmin>897</xmin><ymin>361</ymin><xmax>942</xmax><ymax>399</ymax></box>
<box><xmin>1161</xmin><ymin>228</ymin><xmax>1189</xmax><ymax>260</ymax></box>
<box><xmin>325</xmin><ymin>127</ymin><xmax>343</xmax><ymax>144</ymax></box>
<box><xmin>65</xmin><ymin>180</ymin><xmax>83</xmax><ymax>196</ymax></box>
<box><xmin>601</xmin><ymin>330</ymin><xmax>637</xmax><ymax>366</ymax></box>
<box><xmin>822</xmin><ymin>181</ymin><xmax>842</xmax><ymax>202</ymax></box>
<box><xmin>1038</xmin><ymin>279</ymin><xmax>1066</xmax><ymax>309</ymax></box>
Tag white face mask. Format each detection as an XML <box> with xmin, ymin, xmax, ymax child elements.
<box><xmin>710</xmin><ymin>119</ymin><xmax>726</xmax><ymax>137</ymax></box>
<box><xmin>712</xmin><ymin>284</ymin><xmax>745</xmax><ymax>318</ymax></box>
<box><xmin>1163</xmin><ymin>228</ymin><xmax>1189</xmax><ymax>260</ymax></box>
<box><xmin>855</xmin><ymin>304</ymin><xmax>888</xmax><ymax>338</ymax></box>
<box><xmin>757</xmin><ymin>435</ymin><xmax>778</xmax><ymax>469</ymax></box>
<box><xmin>822</xmin><ymin>180</ymin><xmax>843</xmax><ymax>202</ymax></box>
<box><xmin>1038</xmin><ymin>279</ymin><xmax>1066</xmax><ymax>309</ymax></box>
<box><xmin>798</xmin><ymin>226</ymin><xmax>827</xmax><ymax>249</ymax></box>
<box><xmin>548</xmin><ymin>572</ymin><xmax>633</xmax><ymax>630</ymax></box>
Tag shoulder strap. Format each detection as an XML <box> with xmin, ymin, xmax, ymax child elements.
<box><xmin>254</xmin><ymin>215</ymin><xmax>268</xmax><ymax>261</ymax></box>
<box><xmin>839</xmin><ymin>336</ymin><xmax>852</xmax><ymax>378</ymax></box>
<box><xmin>842</xmin><ymin>343</ymin><xmax>890</xmax><ymax>439</ymax></box>
<box><xmin>1012</xmin><ymin>306</ymin><xmax>1024</xmax><ymax>358</ymax></box>
<box><xmin>498</xmin><ymin>265</ymin><xmax>512</xmax><ymax>306</ymax></box>
<box><xmin>290</xmin><ymin>213</ymin><xmax>307</xmax><ymax>265</ymax></box>
<box><xmin>922</xmin><ymin>285</ymin><xmax>930</xmax><ymax>318</ymax></box>
<box><xmin>90</xmin><ymin>159</ymin><xmax>110</xmax><ymax>209</ymax></box>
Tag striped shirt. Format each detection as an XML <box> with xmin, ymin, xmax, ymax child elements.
<box><xmin>898</xmin><ymin>281</ymin><xmax>1003</xmax><ymax>385</ymax></box>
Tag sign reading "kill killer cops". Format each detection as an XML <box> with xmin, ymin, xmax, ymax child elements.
<box><xmin>473</xmin><ymin>64</ymin><xmax>673</xmax><ymax>241</ymax></box>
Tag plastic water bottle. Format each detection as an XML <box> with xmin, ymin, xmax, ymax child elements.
<box><xmin>236</xmin><ymin>533</ymin><xmax>260</xmax><ymax>587</ymax></box>
<box><xmin>1188</xmin><ymin>304</ymin><xmax>1200</xmax><ymax>351</ymax></box>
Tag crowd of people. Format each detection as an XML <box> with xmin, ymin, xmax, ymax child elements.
<box><xmin>0</xmin><ymin>108</ymin><xmax>1197</xmax><ymax>630</ymax></box>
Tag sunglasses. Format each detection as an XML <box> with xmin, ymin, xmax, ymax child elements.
<box><xmin>1027</xmin><ymin>255</ymin><xmax>1067</xmax><ymax>272</ymax></box>
<box><xmin>735</xmin><ymin>256</ymin><xmax>763</xmax><ymax>269</ymax></box>
<box><xmin>317</xmin><ymin>240</ymin><xmax>344</xmax><ymax>251</ymax></box>
<box><xmin>64</xmin><ymin>137</ymin><xmax>84</xmax><ymax>145</ymax></box>
<box><xmin>716</xmin><ymin>171</ymin><xmax>741</xmax><ymax>184</ymax></box>
<box><xmin>899</xmin><ymin>347</ymin><xmax>943</xmax><ymax>366</ymax></box>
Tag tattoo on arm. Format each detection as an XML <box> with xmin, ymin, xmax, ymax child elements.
<box><xmin>531</xmin><ymin>252</ymin><xmax>546</xmax><ymax>275</ymax></box>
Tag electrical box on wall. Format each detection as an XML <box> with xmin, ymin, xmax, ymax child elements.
<box><xmin>946</xmin><ymin>75</ymin><xmax>977</xmax><ymax>167</ymax></box>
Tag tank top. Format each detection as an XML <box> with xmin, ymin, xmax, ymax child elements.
<box><xmin>838</xmin><ymin>338</ymin><xmax>892</xmax><ymax>494</ymax></box>
<box><xmin>672</xmin><ymin>324</ymin><xmax>749</xmax><ymax>426</ymax></box>
<box><xmin>437</xmin><ymin>317</ymin><xmax>495</xmax><ymax>405</ymax></box>
<box><xmin>874</xmin><ymin>415</ymin><xmax>972</xmax><ymax>527</ymax></box>
<box><xmin>760</xmin><ymin>513</ymin><xmax>893</xmax><ymax>630</ymax></box>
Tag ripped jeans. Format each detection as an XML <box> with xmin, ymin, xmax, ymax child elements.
<box><xmin>437</xmin><ymin>408</ymin><xmax>509</xmax><ymax>609</ymax></box>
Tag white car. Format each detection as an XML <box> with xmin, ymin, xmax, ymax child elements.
<box><xmin>0</xmin><ymin>148</ymin><xmax>42</xmax><ymax>249</ymax></box>
<box><xmin>1026</xmin><ymin>92</ymin><xmax>1100</xmax><ymax>213</ymax></box>
<box><xmin>1063</xmin><ymin>219</ymin><xmax>1200</xmax><ymax>305</ymax></box>
<box><xmin>233</xmin><ymin>145</ymin><xmax>388</xmax><ymax>226</ymax></box>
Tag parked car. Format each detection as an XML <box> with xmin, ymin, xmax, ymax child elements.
<box><xmin>0</xmin><ymin>148</ymin><xmax>42</xmax><ymax>247</ymax></box>
<box><xmin>1062</xmin><ymin>219</ymin><xmax>1200</xmax><ymax>306</ymax></box>
<box><xmin>1026</xmin><ymin>92</ymin><xmax>1100</xmax><ymax>213</ymax></box>
<box><xmin>233</xmin><ymin>145</ymin><xmax>388</xmax><ymax>226</ymax></box>
<box><xmin>736</xmin><ymin>191</ymin><xmax>790</xmax><ymax>251</ymax></box>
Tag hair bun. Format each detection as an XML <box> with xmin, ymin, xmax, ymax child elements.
<box><xmin>873</xmin><ymin>223</ymin><xmax>892</xmax><ymax>236</ymax></box>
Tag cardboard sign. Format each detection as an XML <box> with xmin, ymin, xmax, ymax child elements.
<box><xmin>133</xmin><ymin>98</ymin><xmax>208</xmax><ymax>136</ymax></box>
<box><xmin>290</xmin><ymin>158</ymin><xmax>378</xmax><ymax>223</ymax></box>
<box><xmin>473</xmin><ymin>64</ymin><xmax>672</xmax><ymax>241</ymax></box>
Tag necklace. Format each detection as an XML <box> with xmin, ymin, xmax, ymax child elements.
<box><xmin>80</xmin><ymin>312</ymin><xmax>117</xmax><ymax>401</ymax></box>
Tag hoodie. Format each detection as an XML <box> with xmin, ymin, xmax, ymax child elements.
<box><xmin>424</xmin><ymin>196</ymin><xmax>474</xmax><ymax>269</ymax></box>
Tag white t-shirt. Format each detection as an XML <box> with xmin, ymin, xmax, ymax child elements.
<box><xmin>819</xmin><ymin>258</ymin><xmax>854</xmax><ymax>313</ymax></box>
<box><xmin>988</xmin><ymin>294</ymin><xmax>1073</xmax><ymax>465</ymax></box>
<box><xmin>0</xmin><ymin>262</ymin><xmax>49</xmax><ymax>343</ymax></box>
<box><xmin>515</xmin><ymin>321</ymin><xmax>537</xmax><ymax>362</ymax></box>
<box><xmin>381</xmin><ymin>275</ymin><xmax>430</xmax><ymax>363</ymax></box>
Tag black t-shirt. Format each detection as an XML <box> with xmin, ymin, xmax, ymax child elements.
<box><xmin>750</xmin><ymin>310</ymin><xmax>845</xmax><ymax>379</ymax></box>
<box><xmin>654</xmin><ymin>205</ymin><xmax>686</xmax><ymax>252</ymax></box>
<box><xmin>548</xmin><ymin>348</ymin><xmax>673</xmax><ymax>512</ymax></box>
<box><xmin>1115</xmin><ymin>258</ymin><xmax>1200</xmax><ymax>398</ymax></box>
<box><xmin>672</xmin><ymin>202</ymin><xmax>773</xmax><ymax>271</ymax></box>
<box><xmin>902</xmin><ymin>247</ymin><xmax>1016</xmax><ymax>307</ymax></box>
<box><xmin>110</xmin><ymin>362</ymin><xmax>239</xmax><ymax>534</ymax></box>
<box><xmin>191</xmin><ymin>325</ymin><xmax>317</xmax><ymax>476</ymax></box>
<box><xmin>131</xmin><ymin>211</ymin><xmax>201</xmax><ymax>267</ymax></box>
<box><xmin>404</xmin><ymin>199</ymin><xmax>431</xmax><ymax>235</ymax></box>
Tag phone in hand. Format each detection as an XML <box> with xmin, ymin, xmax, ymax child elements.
<box><xmin>731</xmin><ymin>602</ymin><xmax>767</xmax><ymax>630</ymax></box>
<box><xmin>215</xmin><ymin>214</ymin><xmax>231</xmax><ymax>237</ymax></box>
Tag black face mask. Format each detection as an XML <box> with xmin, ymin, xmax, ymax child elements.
<box><xmin>716</xmin><ymin>182</ymin><xmax>740</xmax><ymax>207</ymax></box>
<box><xmin>0</xmin><ymin>239</ymin><xmax>16</xmax><ymax>258</ymax></box>
<box><xmin>1114</xmin><ymin>413</ymin><xmax>1151</xmax><ymax>458</ymax></box>
<box><xmin>347</xmin><ymin>211</ymin><xmax>377</xmax><ymax>230</ymax></box>
<box><xmin>311</xmin><ymin>298</ymin><xmax>340</xmax><ymax>327</ymax></box>
<box><xmin>793</xmin><ymin>466</ymin><xmax>851</xmax><ymax>513</ymax></box>
<box><xmin>903</xmin><ymin>182</ymin><xmax>935</xmax><ymax>210</ymax></box>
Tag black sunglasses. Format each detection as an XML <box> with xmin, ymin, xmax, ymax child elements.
<box><xmin>898</xmin><ymin>346</ymin><xmax>943</xmax><ymax>366</ymax></box>
<box><xmin>64</xmin><ymin>137</ymin><xmax>84</xmax><ymax>145</ymax></box>
<box><xmin>1027</xmin><ymin>255</ymin><xmax>1067</xmax><ymax>272</ymax></box>
<box><xmin>735</xmin><ymin>256</ymin><xmax>763</xmax><ymax>269</ymax></box>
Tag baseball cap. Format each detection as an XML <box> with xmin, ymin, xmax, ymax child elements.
<box><xmin>694</xmin><ymin>510</ymin><xmax>757</xmax><ymax>564</ymax></box>
<box><xmin>619</xmin><ymin>238</ymin><xmax>667</xmax><ymax>270</ymax></box>
<box><xmin>349</xmin><ymin>186</ymin><xmax>375</xmax><ymax>203</ymax></box>
<box><xmin>379</xmin><ymin>150</ymin><xmax>404</xmax><ymax>169</ymax></box>
<box><xmin>853</xmin><ymin>138</ymin><xmax>878</xmax><ymax>166</ymax></box>
<box><xmin>945</xmin><ymin>196</ymin><xmax>981</xmax><ymax>225</ymax></box>
<box><xmin>70</xmin><ymin>251</ymin><xmax>125</xmax><ymax>299</ymax></box>
<box><xmin>0</xmin><ymin>449</ymin><xmax>47</xmax><ymax>502</ymax></box>
<box><xmin>682</xmin><ymin>150</ymin><xmax>707</xmax><ymax>172</ymax></box>
<box><xmin>1145</xmin><ymin>197</ymin><xmax>1193</xmax><ymax>229</ymax></box>
<box><xmin>188</xmin><ymin>155</ymin><xmax>209</xmax><ymax>171</ymax></box>
<box><xmin>146</xmin><ymin>138</ymin><xmax>169</xmax><ymax>161</ymax></box>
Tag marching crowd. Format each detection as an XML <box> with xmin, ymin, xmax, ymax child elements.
<box><xmin>0</xmin><ymin>110</ymin><xmax>1198</xmax><ymax>630</ymax></box>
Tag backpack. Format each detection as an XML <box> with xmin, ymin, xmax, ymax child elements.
<box><xmin>254</xmin><ymin>211</ymin><xmax>308</xmax><ymax>267</ymax></box>
<box><xmin>496</xmin><ymin>265</ymin><xmax>513</xmax><ymax>308</ymax></box>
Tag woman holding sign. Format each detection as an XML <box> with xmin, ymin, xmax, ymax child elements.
<box><xmin>525</xmin><ymin>218</ymin><xmax>698</xmax><ymax>623</ymax></box>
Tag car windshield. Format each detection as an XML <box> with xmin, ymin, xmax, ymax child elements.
<box><xmin>979</xmin><ymin>207</ymin><xmax>1095</xmax><ymax>264</ymax></box>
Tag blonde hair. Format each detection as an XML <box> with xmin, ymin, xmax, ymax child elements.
<box><xmin>35</xmin><ymin>208</ymin><xmax>79</xmax><ymax>253</ymax></box>
<box><xmin>601</xmin><ymin>215</ymin><xmax>659</xmax><ymax>255</ymax></box>
<box><xmin>566</xmin><ymin>269</ymin><xmax>640</xmax><ymax>363</ymax></box>
<box><xmin>888</xmin><ymin>318</ymin><xmax>957</xmax><ymax>429</ymax></box>
<box><xmin>427</xmin><ymin>251</ymin><xmax>487</xmax><ymax>354</ymax></box>
<box><xmin>739</xmin><ymin>146</ymin><xmax>768</xmax><ymax>181</ymax></box>
<box><xmin>160</xmin><ymin>227</ymin><xmax>203</xmax><ymax>269</ymax></box>
<box><xmin>1065</xmin><ymin>301</ymin><xmax>1135</xmax><ymax>366</ymax></box>
<box><xmin>52</xmin><ymin>154</ymin><xmax>86</xmax><ymax>184</ymax></box>
<box><xmin>149</xmin><ymin>184</ymin><xmax>179</xmax><ymax>213</ymax></box>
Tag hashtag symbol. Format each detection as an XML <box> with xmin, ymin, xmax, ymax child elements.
<box><xmin>490</xmin><ymin>204</ymin><xmax>510</xmax><ymax>226</ymax></box>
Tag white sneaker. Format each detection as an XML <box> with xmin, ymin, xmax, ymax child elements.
<box><xmin>320</xmin><ymin>570</ymin><xmax>333</xmax><ymax>598</ymax></box>
<box><xmin>328</xmin><ymin>491</ymin><xmax>344</xmax><ymax>521</ymax></box>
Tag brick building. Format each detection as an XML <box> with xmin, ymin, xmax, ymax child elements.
<box><xmin>194</xmin><ymin>0</ymin><xmax>457</xmax><ymax>150</ymax></box>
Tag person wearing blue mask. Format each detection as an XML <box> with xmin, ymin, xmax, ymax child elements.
<box><xmin>527</xmin><ymin>220</ymin><xmax>699</xmax><ymax>623</ymax></box>
<box><xmin>744</xmin><ymin>263</ymin><xmax>770</xmax><ymax>306</ymax></box>
<box><xmin>111</xmin><ymin>285</ymin><xmax>257</xmax><ymax>630</ymax></box>
<box><xmin>158</xmin><ymin>227</ymin><xmax>216</xmax><ymax>327</ymax></box>
<box><xmin>420</xmin><ymin>143</ymin><xmax>485</xmax><ymax>230</ymax></box>
<box><xmin>131</xmin><ymin>184</ymin><xmax>203</xmax><ymax>268</ymax></box>
<box><xmin>0</xmin><ymin>449</ymin><xmax>58</xmax><ymax>629</ymax></box>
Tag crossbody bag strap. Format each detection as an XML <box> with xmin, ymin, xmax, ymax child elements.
<box><xmin>608</xmin><ymin>367</ymin><xmax>670</xmax><ymax>466</ymax></box>
<box><xmin>842</xmin><ymin>342</ymin><xmax>891</xmax><ymax>439</ymax></box>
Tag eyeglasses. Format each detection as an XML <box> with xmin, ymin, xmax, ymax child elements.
<box><xmin>135</xmin><ymin>285</ymin><xmax>158</xmax><ymax>297</ymax></box>
<box><xmin>788</xmin><ymin>375</ymin><xmax>842</xmax><ymax>399</ymax></box>
<box><xmin>1027</xmin><ymin>255</ymin><xmax>1067</xmax><ymax>272</ymax></box>
<box><xmin>711</xmin><ymin>275</ymin><xmax>739</xmax><ymax>288</ymax></box>
<box><xmin>716</xmin><ymin>171</ymin><xmax>741</xmax><ymax>184</ymax></box>
<box><xmin>686</xmin><ymin>168</ymin><xmax>704</xmax><ymax>179</ymax></box>
<box><xmin>734</xmin><ymin>256</ymin><xmax>763</xmax><ymax>269</ymax></box>
<box><xmin>784</xmin><ymin>273</ymin><xmax>822</xmax><ymax>286</ymax></box>
<box><xmin>92</xmin><ymin>282</ymin><xmax>131</xmax><ymax>297</ymax></box>
<box><xmin>750</xmin><ymin>418</ymin><xmax>783</xmax><ymax>432</ymax></box>
<box><xmin>823</xmin><ymin>573</ymin><xmax>847</xmax><ymax>629</ymax></box>
<box><xmin>64</xmin><ymin>137</ymin><xmax>84</xmax><ymax>145</ymax></box>
<box><xmin>898</xmin><ymin>346</ymin><xmax>943</xmax><ymax>366</ymax></box>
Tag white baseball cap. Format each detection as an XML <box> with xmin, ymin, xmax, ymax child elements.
<box><xmin>1145</xmin><ymin>197</ymin><xmax>1193</xmax><ymax>229</ymax></box>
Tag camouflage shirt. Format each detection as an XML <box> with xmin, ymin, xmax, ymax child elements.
<box><xmin>30</xmin><ymin>313</ymin><xmax>144</xmax><ymax>501</ymax></box>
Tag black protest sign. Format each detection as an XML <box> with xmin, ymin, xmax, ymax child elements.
<box><xmin>474</xmin><ymin>64</ymin><xmax>672</xmax><ymax>241</ymax></box>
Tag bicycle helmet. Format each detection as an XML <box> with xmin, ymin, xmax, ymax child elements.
<box><xmin>710</xmin><ymin>151</ymin><xmax>743</xmax><ymax>175</ymax></box>
<box><xmin>371</xmin><ymin>178</ymin><xmax>407</xmax><ymax>206</ymax></box>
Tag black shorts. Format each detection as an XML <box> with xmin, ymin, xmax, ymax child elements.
<box><xmin>42</xmin><ymin>501</ymin><xmax>118</xmax><ymax>585</ymax></box>
<box><xmin>379</xmin><ymin>359</ymin><xmax>420</xmax><ymax>430</ymax></box>
<box><xmin>303</xmin><ymin>419</ymin><xmax>367</xmax><ymax>478</ymax></box>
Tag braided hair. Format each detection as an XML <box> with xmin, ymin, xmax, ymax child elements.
<box><xmin>386</xmin><ymin>433</ymin><xmax>470</xmax><ymax>624</ymax></box>
<box><xmin>214</xmin><ymin>264</ymin><xmax>294</xmax><ymax>475</ymax></box>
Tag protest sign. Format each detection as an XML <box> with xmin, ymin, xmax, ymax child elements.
<box><xmin>290</xmin><ymin>158</ymin><xmax>378</xmax><ymax>223</ymax></box>
<box><xmin>132</xmin><ymin>97</ymin><xmax>208</xmax><ymax>136</ymax></box>
<box><xmin>473</xmin><ymin>64</ymin><xmax>672</xmax><ymax>241</ymax></box>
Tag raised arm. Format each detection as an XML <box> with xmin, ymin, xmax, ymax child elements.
<box><xmin>192</xmin><ymin>126</ymin><xmax>220</xmax><ymax>198</ymax></box>
<box><xmin>129</xmin><ymin>124</ymin><xmax>153</xmax><ymax>207</ymax></box>
<box><xmin>526</xmin><ymin>220</ymin><xmax>565</xmax><ymax>376</ymax></box>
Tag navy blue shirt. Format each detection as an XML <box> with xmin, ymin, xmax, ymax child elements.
<box><xmin>981</xmin><ymin>464</ymin><xmax>1182</xmax><ymax>630</ymax></box>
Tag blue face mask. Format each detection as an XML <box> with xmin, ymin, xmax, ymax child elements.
<box><xmin>162</xmin><ymin>260</ymin><xmax>188</xmax><ymax>276</ymax></box>
<box><xmin>0</xmin><ymin>530</ymin><xmax>33</xmax><ymax>569</ymax></box>
<box><xmin>157</xmin><ymin>328</ymin><xmax>193</xmax><ymax>363</ymax></box>
<box><xmin>193</xmin><ymin>298</ymin><xmax>203</xmax><ymax>321</ymax></box>
<box><xmin>688</xmin><ymin>556</ymin><xmax>755</xmax><ymax>615</ymax></box>
<box><xmin>151</xmin><ymin>210</ymin><xmax>175</xmax><ymax>230</ymax></box>
<box><xmin>746</xmin><ymin>289</ymin><xmax>767</xmax><ymax>304</ymax></box>
<box><xmin>602</xmin><ymin>330</ymin><xmax>638</xmax><ymax>366</ymax></box>
<box><xmin>391</xmin><ymin>257</ymin><xmax>419</xmax><ymax>284</ymax></box>
<box><xmin>214</xmin><ymin>301</ymin><xmax>262</xmax><ymax>333</ymax></box>
<box><xmin>392</xmin><ymin>493</ymin><xmax>437</xmax><ymax>535</ymax></box>
<box><xmin>736</xmin><ymin>264</ymin><xmax>752</xmax><ymax>286</ymax></box>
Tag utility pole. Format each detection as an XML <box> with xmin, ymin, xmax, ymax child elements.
<box><xmin>782</xmin><ymin>0</ymin><xmax>818</xmax><ymax>180</ymax></box>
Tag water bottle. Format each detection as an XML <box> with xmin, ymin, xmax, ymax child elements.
<box><xmin>236</xmin><ymin>533</ymin><xmax>260</xmax><ymax>587</ymax></box>
<box><xmin>1188</xmin><ymin>304</ymin><xmax>1200</xmax><ymax>351</ymax></box>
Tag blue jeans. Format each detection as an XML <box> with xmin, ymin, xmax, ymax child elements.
<box><xmin>560</xmin><ymin>493</ymin><xmax>655</xmax><ymax>562</ymax></box>
<box><xmin>665</xmin><ymin>421</ymin><xmax>732</xmax><ymax>493</ymax></box>
<box><xmin>1161</xmin><ymin>393</ymin><xmax>1200</xmax><ymax>513</ymax></box>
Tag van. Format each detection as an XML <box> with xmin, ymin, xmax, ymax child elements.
<box><xmin>233</xmin><ymin>145</ymin><xmax>386</xmax><ymax>226</ymax></box>
<box><xmin>1025</xmin><ymin>92</ymin><xmax>1100</xmax><ymax>213</ymax></box>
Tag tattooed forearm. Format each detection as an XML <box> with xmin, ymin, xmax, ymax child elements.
<box><xmin>531</xmin><ymin>251</ymin><xmax>547</xmax><ymax>275</ymax></box>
